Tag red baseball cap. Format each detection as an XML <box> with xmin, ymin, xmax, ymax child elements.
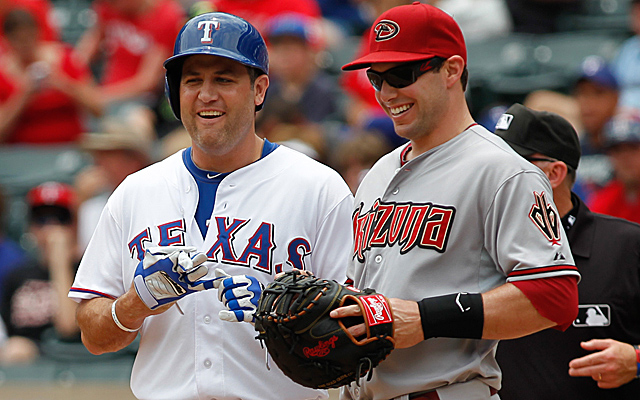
<box><xmin>342</xmin><ymin>2</ymin><xmax>467</xmax><ymax>71</ymax></box>
<box><xmin>27</xmin><ymin>181</ymin><xmax>76</xmax><ymax>210</ymax></box>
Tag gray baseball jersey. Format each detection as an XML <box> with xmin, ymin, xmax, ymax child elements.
<box><xmin>69</xmin><ymin>146</ymin><xmax>353</xmax><ymax>400</ymax></box>
<box><xmin>345</xmin><ymin>124</ymin><xmax>579</xmax><ymax>400</ymax></box>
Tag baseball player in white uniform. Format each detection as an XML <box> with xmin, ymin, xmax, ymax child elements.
<box><xmin>327</xmin><ymin>4</ymin><xmax>581</xmax><ymax>400</ymax></box>
<box><xmin>68</xmin><ymin>12</ymin><xmax>353</xmax><ymax>400</ymax></box>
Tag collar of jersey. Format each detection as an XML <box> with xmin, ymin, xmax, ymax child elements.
<box><xmin>182</xmin><ymin>147</ymin><xmax>230</xmax><ymax>183</ymax></box>
<box><xmin>399</xmin><ymin>123</ymin><xmax>479</xmax><ymax>166</ymax></box>
<box><xmin>182</xmin><ymin>141</ymin><xmax>280</xmax><ymax>183</ymax></box>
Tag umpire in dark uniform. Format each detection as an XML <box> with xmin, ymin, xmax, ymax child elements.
<box><xmin>493</xmin><ymin>103</ymin><xmax>640</xmax><ymax>399</ymax></box>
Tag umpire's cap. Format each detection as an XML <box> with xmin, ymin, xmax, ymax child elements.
<box><xmin>164</xmin><ymin>12</ymin><xmax>269</xmax><ymax>120</ymax></box>
<box><xmin>494</xmin><ymin>103</ymin><xmax>581</xmax><ymax>170</ymax></box>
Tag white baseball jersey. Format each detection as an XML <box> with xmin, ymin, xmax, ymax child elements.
<box><xmin>69</xmin><ymin>146</ymin><xmax>354</xmax><ymax>400</ymax></box>
<box><xmin>345</xmin><ymin>125</ymin><xmax>579</xmax><ymax>400</ymax></box>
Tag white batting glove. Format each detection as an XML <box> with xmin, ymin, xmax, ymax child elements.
<box><xmin>133</xmin><ymin>246</ymin><xmax>215</xmax><ymax>310</ymax></box>
<box><xmin>213</xmin><ymin>268</ymin><xmax>263</xmax><ymax>323</ymax></box>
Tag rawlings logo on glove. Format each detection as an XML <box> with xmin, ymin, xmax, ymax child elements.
<box><xmin>133</xmin><ymin>245</ymin><xmax>215</xmax><ymax>310</ymax></box>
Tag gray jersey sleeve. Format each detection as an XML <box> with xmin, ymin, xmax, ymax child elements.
<box><xmin>485</xmin><ymin>169</ymin><xmax>578</xmax><ymax>282</ymax></box>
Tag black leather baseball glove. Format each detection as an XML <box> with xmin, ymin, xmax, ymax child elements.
<box><xmin>254</xmin><ymin>270</ymin><xmax>395</xmax><ymax>389</ymax></box>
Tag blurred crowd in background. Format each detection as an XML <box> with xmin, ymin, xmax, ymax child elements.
<box><xmin>0</xmin><ymin>0</ymin><xmax>640</xmax><ymax>366</ymax></box>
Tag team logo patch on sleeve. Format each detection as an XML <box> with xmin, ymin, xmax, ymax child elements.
<box><xmin>529</xmin><ymin>191</ymin><xmax>561</xmax><ymax>246</ymax></box>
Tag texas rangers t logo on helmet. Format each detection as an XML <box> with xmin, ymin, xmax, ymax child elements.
<box><xmin>198</xmin><ymin>20</ymin><xmax>220</xmax><ymax>44</ymax></box>
<box><xmin>374</xmin><ymin>20</ymin><xmax>400</xmax><ymax>41</ymax></box>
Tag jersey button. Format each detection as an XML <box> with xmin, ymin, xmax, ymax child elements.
<box><xmin>203</xmin><ymin>315</ymin><xmax>211</xmax><ymax>324</ymax></box>
<box><xmin>375</xmin><ymin>255</ymin><xmax>383</xmax><ymax>263</ymax></box>
<box><xmin>204</xmin><ymin>359</ymin><xmax>212</xmax><ymax>368</ymax></box>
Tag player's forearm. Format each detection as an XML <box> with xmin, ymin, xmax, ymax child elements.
<box><xmin>76</xmin><ymin>293</ymin><xmax>146</xmax><ymax>354</ymax></box>
<box><xmin>481</xmin><ymin>283</ymin><xmax>555</xmax><ymax>339</ymax></box>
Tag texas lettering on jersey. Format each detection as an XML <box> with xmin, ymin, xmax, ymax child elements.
<box><xmin>127</xmin><ymin>218</ymin><xmax>311</xmax><ymax>274</ymax></box>
<box><xmin>352</xmin><ymin>199</ymin><xmax>456</xmax><ymax>262</ymax></box>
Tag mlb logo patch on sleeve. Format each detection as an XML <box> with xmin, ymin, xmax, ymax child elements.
<box><xmin>573</xmin><ymin>304</ymin><xmax>610</xmax><ymax>327</ymax></box>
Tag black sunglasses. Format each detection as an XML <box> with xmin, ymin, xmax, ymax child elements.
<box><xmin>366</xmin><ymin>58</ymin><xmax>443</xmax><ymax>91</ymax></box>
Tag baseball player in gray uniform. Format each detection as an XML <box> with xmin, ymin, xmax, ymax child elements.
<box><xmin>68</xmin><ymin>12</ymin><xmax>353</xmax><ymax>400</ymax></box>
<box><xmin>328</xmin><ymin>3</ymin><xmax>581</xmax><ymax>400</ymax></box>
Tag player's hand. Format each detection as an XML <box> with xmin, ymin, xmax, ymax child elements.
<box><xmin>330</xmin><ymin>298</ymin><xmax>422</xmax><ymax>349</ymax></box>
<box><xmin>213</xmin><ymin>268</ymin><xmax>263</xmax><ymax>323</ymax></box>
<box><xmin>133</xmin><ymin>245</ymin><xmax>214</xmax><ymax>310</ymax></box>
<box><xmin>568</xmin><ymin>339</ymin><xmax>638</xmax><ymax>388</ymax></box>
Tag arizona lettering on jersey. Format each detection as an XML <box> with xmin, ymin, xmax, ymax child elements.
<box><xmin>352</xmin><ymin>198</ymin><xmax>455</xmax><ymax>262</ymax></box>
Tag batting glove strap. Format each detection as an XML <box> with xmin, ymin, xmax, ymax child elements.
<box><xmin>133</xmin><ymin>246</ymin><xmax>214</xmax><ymax>310</ymax></box>
<box><xmin>418</xmin><ymin>292</ymin><xmax>484</xmax><ymax>340</ymax></box>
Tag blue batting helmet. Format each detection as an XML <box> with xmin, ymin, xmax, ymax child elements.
<box><xmin>164</xmin><ymin>12</ymin><xmax>269</xmax><ymax>120</ymax></box>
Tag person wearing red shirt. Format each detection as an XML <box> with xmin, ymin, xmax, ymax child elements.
<box><xmin>589</xmin><ymin>110</ymin><xmax>640</xmax><ymax>224</ymax></box>
<box><xmin>207</xmin><ymin>0</ymin><xmax>321</xmax><ymax>36</ymax></box>
<box><xmin>74</xmin><ymin>0</ymin><xmax>184</xmax><ymax>124</ymax></box>
<box><xmin>0</xmin><ymin>9</ymin><xmax>101</xmax><ymax>144</ymax></box>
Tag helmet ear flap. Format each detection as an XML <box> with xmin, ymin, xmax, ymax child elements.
<box><xmin>165</xmin><ymin>58</ymin><xmax>185</xmax><ymax>121</ymax></box>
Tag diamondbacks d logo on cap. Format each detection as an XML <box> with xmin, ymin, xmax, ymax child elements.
<box><xmin>198</xmin><ymin>20</ymin><xmax>220</xmax><ymax>44</ymax></box>
<box><xmin>374</xmin><ymin>20</ymin><xmax>400</xmax><ymax>41</ymax></box>
<box><xmin>495</xmin><ymin>113</ymin><xmax>514</xmax><ymax>130</ymax></box>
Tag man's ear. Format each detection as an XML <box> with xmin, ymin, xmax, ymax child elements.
<box><xmin>254</xmin><ymin>74</ymin><xmax>269</xmax><ymax>108</ymax></box>
<box><xmin>444</xmin><ymin>55</ymin><xmax>465</xmax><ymax>89</ymax></box>
<box><xmin>546</xmin><ymin>161</ymin><xmax>569</xmax><ymax>190</ymax></box>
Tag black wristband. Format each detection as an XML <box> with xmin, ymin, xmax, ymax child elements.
<box><xmin>417</xmin><ymin>293</ymin><xmax>484</xmax><ymax>340</ymax></box>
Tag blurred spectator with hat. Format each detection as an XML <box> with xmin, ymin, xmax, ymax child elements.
<box><xmin>495</xmin><ymin>103</ymin><xmax>640</xmax><ymax>399</ymax></box>
<box><xmin>589</xmin><ymin>110</ymin><xmax>640</xmax><ymax>225</ymax></box>
<box><xmin>572</xmin><ymin>56</ymin><xmax>620</xmax><ymax>203</ymax></box>
<box><xmin>0</xmin><ymin>181</ymin><xmax>80</xmax><ymax>365</ymax></box>
<box><xmin>259</xmin><ymin>13</ymin><xmax>340</xmax><ymax>127</ymax></box>
<box><xmin>256</xmin><ymin>13</ymin><xmax>341</xmax><ymax>162</ymax></box>
<box><xmin>74</xmin><ymin>121</ymin><xmax>153</xmax><ymax>253</ymax></box>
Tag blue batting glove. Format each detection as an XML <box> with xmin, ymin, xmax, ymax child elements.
<box><xmin>213</xmin><ymin>268</ymin><xmax>263</xmax><ymax>323</ymax></box>
<box><xmin>133</xmin><ymin>246</ymin><xmax>215</xmax><ymax>310</ymax></box>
